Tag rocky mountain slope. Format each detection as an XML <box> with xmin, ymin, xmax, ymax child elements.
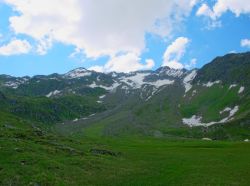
<box><xmin>0</xmin><ymin>52</ymin><xmax>249</xmax><ymax>139</ymax></box>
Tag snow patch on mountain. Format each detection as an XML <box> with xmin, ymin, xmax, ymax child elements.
<box><xmin>89</xmin><ymin>81</ymin><xmax>120</xmax><ymax>92</ymax></box>
<box><xmin>158</xmin><ymin>67</ymin><xmax>184</xmax><ymax>78</ymax></box>
<box><xmin>73</xmin><ymin>118</ymin><xmax>79</xmax><ymax>122</ymax></box>
<box><xmin>119</xmin><ymin>73</ymin><xmax>150</xmax><ymax>89</ymax></box>
<box><xmin>4</xmin><ymin>82</ymin><xmax>20</xmax><ymax>89</ymax></box>
<box><xmin>65</xmin><ymin>68</ymin><xmax>92</xmax><ymax>78</ymax></box>
<box><xmin>220</xmin><ymin>107</ymin><xmax>232</xmax><ymax>114</ymax></box>
<box><xmin>238</xmin><ymin>86</ymin><xmax>245</xmax><ymax>94</ymax></box>
<box><xmin>111</xmin><ymin>72</ymin><xmax>118</xmax><ymax>78</ymax></box>
<box><xmin>119</xmin><ymin>72</ymin><xmax>174</xmax><ymax>90</ymax></box>
<box><xmin>3</xmin><ymin>78</ymin><xmax>29</xmax><ymax>89</ymax></box>
<box><xmin>183</xmin><ymin>70</ymin><xmax>197</xmax><ymax>93</ymax></box>
<box><xmin>183</xmin><ymin>106</ymin><xmax>239</xmax><ymax>127</ymax></box>
<box><xmin>96</xmin><ymin>76</ymin><xmax>101</xmax><ymax>81</ymax></box>
<box><xmin>148</xmin><ymin>79</ymin><xmax>174</xmax><ymax>88</ymax></box>
<box><xmin>192</xmin><ymin>90</ymin><xmax>197</xmax><ymax>97</ymax></box>
<box><xmin>46</xmin><ymin>90</ymin><xmax>61</xmax><ymax>97</ymax></box>
<box><xmin>182</xmin><ymin>115</ymin><xmax>203</xmax><ymax>127</ymax></box>
<box><xmin>229</xmin><ymin>84</ymin><xmax>237</xmax><ymax>89</ymax></box>
<box><xmin>97</xmin><ymin>95</ymin><xmax>106</xmax><ymax>103</ymax></box>
<box><xmin>145</xmin><ymin>88</ymin><xmax>158</xmax><ymax>101</ymax></box>
<box><xmin>219</xmin><ymin>106</ymin><xmax>239</xmax><ymax>122</ymax></box>
<box><xmin>203</xmin><ymin>80</ymin><xmax>221</xmax><ymax>87</ymax></box>
<box><xmin>99</xmin><ymin>95</ymin><xmax>106</xmax><ymax>99</ymax></box>
<box><xmin>121</xmin><ymin>85</ymin><xmax>129</xmax><ymax>90</ymax></box>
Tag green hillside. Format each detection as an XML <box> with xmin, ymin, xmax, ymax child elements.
<box><xmin>0</xmin><ymin>92</ymin><xmax>106</xmax><ymax>124</ymax></box>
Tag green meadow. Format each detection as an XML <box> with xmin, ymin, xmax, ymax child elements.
<box><xmin>0</xmin><ymin>115</ymin><xmax>249</xmax><ymax>186</ymax></box>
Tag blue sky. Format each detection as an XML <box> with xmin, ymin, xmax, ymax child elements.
<box><xmin>0</xmin><ymin>0</ymin><xmax>250</xmax><ymax>77</ymax></box>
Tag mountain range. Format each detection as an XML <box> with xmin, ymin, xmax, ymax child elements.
<box><xmin>0</xmin><ymin>52</ymin><xmax>250</xmax><ymax>140</ymax></box>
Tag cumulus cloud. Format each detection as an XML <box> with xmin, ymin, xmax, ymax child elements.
<box><xmin>241</xmin><ymin>39</ymin><xmax>250</xmax><ymax>48</ymax></box>
<box><xmin>162</xmin><ymin>37</ymin><xmax>190</xmax><ymax>69</ymax></box>
<box><xmin>196</xmin><ymin>3</ymin><xmax>222</xmax><ymax>29</ymax></box>
<box><xmin>0</xmin><ymin>39</ymin><xmax>32</xmax><ymax>56</ymax></box>
<box><xmin>197</xmin><ymin>0</ymin><xmax>250</xmax><ymax>20</ymax></box>
<box><xmin>4</xmin><ymin>0</ymin><xmax>197</xmax><ymax>59</ymax></box>
<box><xmin>89</xmin><ymin>53</ymin><xmax>155</xmax><ymax>73</ymax></box>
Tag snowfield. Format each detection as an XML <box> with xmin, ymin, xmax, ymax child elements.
<box><xmin>182</xmin><ymin>106</ymin><xmax>239</xmax><ymax>127</ymax></box>
<box><xmin>119</xmin><ymin>73</ymin><xmax>151</xmax><ymax>89</ymax></box>
<box><xmin>65</xmin><ymin>68</ymin><xmax>92</xmax><ymax>78</ymax></box>
<box><xmin>89</xmin><ymin>81</ymin><xmax>120</xmax><ymax>92</ymax></box>
<box><xmin>203</xmin><ymin>80</ymin><xmax>221</xmax><ymax>87</ymax></box>
<box><xmin>183</xmin><ymin>70</ymin><xmax>197</xmax><ymax>93</ymax></box>
<box><xmin>119</xmin><ymin>72</ymin><xmax>174</xmax><ymax>89</ymax></box>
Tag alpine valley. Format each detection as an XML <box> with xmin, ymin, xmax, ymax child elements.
<box><xmin>0</xmin><ymin>52</ymin><xmax>250</xmax><ymax>185</ymax></box>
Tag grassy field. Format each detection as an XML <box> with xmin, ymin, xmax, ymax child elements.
<box><xmin>0</xmin><ymin>116</ymin><xmax>250</xmax><ymax>186</ymax></box>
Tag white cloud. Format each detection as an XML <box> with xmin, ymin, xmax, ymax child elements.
<box><xmin>197</xmin><ymin>0</ymin><xmax>250</xmax><ymax>20</ymax></box>
<box><xmin>241</xmin><ymin>39</ymin><xmax>250</xmax><ymax>48</ymax></box>
<box><xmin>196</xmin><ymin>3</ymin><xmax>222</xmax><ymax>29</ymax></box>
<box><xmin>213</xmin><ymin>0</ymin><xmax>250</xmax><ymax>17</ymax></box>
<box><xmin>36</xmin><ymin>36</ymin><xmax>53</xmax><ymax>55</ymax></box>
<box><xmin>0</xmin><ymin>39</ymin><xmax>32</xmax><ymax>56</ymax></box>
<box><xmin>89</xmin><ymin>53</ymin><xmax>155</xmax><ymax>73</ymax></box>
<box><xmin>4</xmin><ymin>0</ymin><xmax>197</xmax><ymax>58</ymax></box>
<box><xmin>164</xmin><ymin>61</ymin><xmax>184</xmax><ymax>69</ymax></box>
<box><xmin>185</xmin><ymin>58</ymin><xmax>197</xmax><ymax>69</ymax></box>
<box><xmin>196</xmin><ymin>3</ymin><xmax>215</xmax><ymax>19</ymax></box>
<box><xmin>162</xmin><ymin>37</ymin><xmax>190</xmax><ymax>69</ymax></box>
<box><xmin>88</xmin><ymin>65</ymin><xmax>105</xmax><ymax>73</ymax></box>
<box><xmin>144</xmin><ymin>59</ymin><xmax>155</xmax><ymax>69</ymax></box>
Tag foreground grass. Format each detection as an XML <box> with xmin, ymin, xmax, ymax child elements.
<box><xmin>0</xmin><ymin>113</ymin><xmax>249</xmax><ymax>185</ymax></box>
<box><xmin>1</xmin><ymin>121</ymin><xmax>250</xmax><ymax>186</ymax></box>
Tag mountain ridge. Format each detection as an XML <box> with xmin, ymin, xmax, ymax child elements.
<box><xmin>0</xmin><ymin>52</ymin><xmax>249</xmax><ymax>139</ymax></box>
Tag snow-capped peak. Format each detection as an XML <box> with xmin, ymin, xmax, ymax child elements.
<box><xmin>65</xmin><ymin>68</ymin><xmax>92</xmax><ymax>78</ymax></box>
<box><xmin>156</xmin><ymin>66</ymin><xmax>185</xmax><ymax>78</ymax></box>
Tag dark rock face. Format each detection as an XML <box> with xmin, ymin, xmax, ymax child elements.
<box><xmin>194</xmin><ymin>52</ymin><xmax>250</xmax><ymax>85</ymax></box>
